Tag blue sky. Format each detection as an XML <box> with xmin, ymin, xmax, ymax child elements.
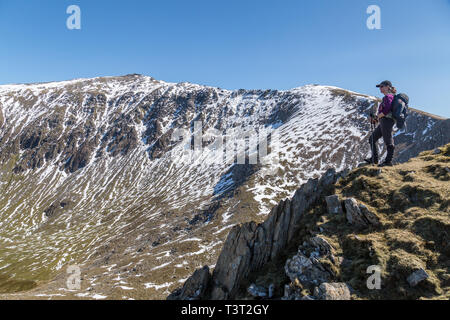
<box><xmin>1</xmin><ymin>0</ymin><xmax>449</xmax><ymax>117</ymax></box>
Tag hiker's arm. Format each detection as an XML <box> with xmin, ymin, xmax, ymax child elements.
<box><xmin>374</xmin><ymin>100</ymin><xmax>384</xmax><ymax>119</ymax></box>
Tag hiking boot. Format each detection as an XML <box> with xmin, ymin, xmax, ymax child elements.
<box><xmin>364</xmin><ymin>158</ymin><xmax>378</xmax><ymax>165</ymax></box>
<box><xmin>378</xmin><ymin>161</ymin><xmax>393</xmax><ymax>167</ymax></box>
<box><xmin>385</xmin><ymin>145</ymin><xmax>395</xmax><ymax>164</ymax></box>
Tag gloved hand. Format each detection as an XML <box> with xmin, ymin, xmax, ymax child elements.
<box><xmin>369</xmin><ymin>113</ymin><xmax>378</xmax><ymax>125</ymax></box>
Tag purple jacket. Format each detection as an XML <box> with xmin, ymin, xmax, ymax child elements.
<box><xmin>378</xmin><ymin>94</ymin><xmax>394</xmax><ymax>115</ymax></box>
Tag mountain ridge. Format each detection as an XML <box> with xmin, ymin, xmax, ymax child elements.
<box><xmin>170</xmin><ymin>144</ymin><xmax>450</xmax><ymax>300</ymax></box>
<box><xmin>0</xmin><ymin>74</ymin><xmax>448</xmax><ymax>299</ymax></box>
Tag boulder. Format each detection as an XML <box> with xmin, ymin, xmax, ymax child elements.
<box><xmin>309</xmin><ymin>236</ymin><xmax>334</xmax><ymax>256</ymax></box>
<box><xmin>285</xmin><ymin>237</ymin><xmax>336</xmax><ymax>288</ymax></box>
<box><xmin>314</xmin><ymin>282</ymin><xmax>351</xmax><ymax>300</ymax></box>
<box><xmin>325</xmin><ymin>195</ymin><xmax>343</xmax><ymax>215</ymax></box>
<box><xmin>358</xmin><ymin>204</ymin><xmax>381</xmax><ymax>226</ymax></box>
<box><xmin>344</xmin><ymin>198</ymin><xmax>380</xmax><ymax>227</ymax></box>
<box><xmin>247</xmin><ymin>284</ymin><xmax>267</xmax><ymax>298</ymax></box>
<box><xmin>407</xmin><ymin>268</ymin><xmax>429</xmax><ymax>287</ymax></box>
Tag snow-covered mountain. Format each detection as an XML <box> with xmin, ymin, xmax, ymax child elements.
<box><xmin>0</xmin><ymin>74</ymin><xmax>448</xmax><ymax>299</ymax></box>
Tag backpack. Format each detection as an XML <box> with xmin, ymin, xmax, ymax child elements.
<box><xmin>391</xmin><ymin>93</ymin><xmax>409</xmax><ymax>129</ymax></box>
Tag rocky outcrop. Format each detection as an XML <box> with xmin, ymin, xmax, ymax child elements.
<box><xmin>168</xmin><ymin>168</ymin><xmax>342</xmax><ymax>300</ymax></box>
<box><xmin>166</xmin><ymin>266</ymin><xmax>211</xmax><ymax>300</ymax></box>
<box><xmin>344</xmin><ymin>198</ymin><xmax>381</xmax><ymax>228</ymax></box>
<box><xmin>170</xmin><ymin>174</ymin><xmax>387</xmax><ymax>300</ymax></box>
<box><xmin>281</xmin><ymin>234</ymin><xmax>355</xmax><ymax>300</ymax></box>
<box><xmin>284</xmin><ymin>238</ymin><xmax>335</xmax><ymax>288</ymax></box>
<box><xmin>43</xmin><ymin>200</ymin><xmax>74</xmax><ymax>218</ymax></box>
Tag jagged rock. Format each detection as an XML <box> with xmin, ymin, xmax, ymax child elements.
<box><xmin>344</xmin><ymin>198</ymin><xmax>366</xmax><ymax>226</ymax></box>
<box><xmin>207</xmin><ymin>169</ymin><xmax>341</xmax><ymax>299</ymax></box>
<box><xmin>166</xmin><ymin>266</ymin><xmax>211</xmax><ymax>300</ymax></box>
<box><xmin>285</xmin><ymin>236</ymin><xmax>337</xmax><ymax>289</ymax></box>
<box><xmin>285</xmin><ymin>251</ymin><xmax>331</xmax><ymax>287</ymax></box>
<box><xmin>407</xmin><ymin>269</ymin><xmax>429</xmax><ymax>287</ymax></box>
<box><xmin>325</xmin><ymin>195</ymin><xmax>343</xmax><ymax>215</ymax></box>
<box><xmin>344</xmin><ymin>198</ymin><xmax>380</xmax><ymax>227</ymax></box>
<box><xmin>210</xmin><ymin>221</ymin><xmax>258</xmax><ymax>299</ymax></box>
<box><xmin>314</xmin><ymin>283</ymin><xmax>351</xmax><ymax>300</ymax></box>
<box><xmin>309</xmin><ymin>236</ymin><xmax>333</xmax><ymax>255</ymax></box>
<box><xmin>433</xmin><ymin>148</ymin><xmax>442</xmax><ymax>155</ymax></box>
<box><xmin>172</xmin><ymin>169</ymin><xmax>342</xmax><ymax>300</ymax></box>
<box><xmin>247</xmin><ymin>284</ymin><xmax>267</xmax><ymax>298</ymax></box>
<box><xmin>358</xmin><ymin>204</ymin><xmax>381</xmax><ymax>226</ymax></box>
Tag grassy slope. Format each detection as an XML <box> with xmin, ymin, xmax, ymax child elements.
<box><xmin>241</xmin><ymin>144</ymin><xmax>449</xmax><ymax>300</ymax></box>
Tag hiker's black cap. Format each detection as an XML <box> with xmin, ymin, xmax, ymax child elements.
<box><xmin>376</xmin><ymin>80</ymin><xmax>393</xmax><ymax>88</ymax></box>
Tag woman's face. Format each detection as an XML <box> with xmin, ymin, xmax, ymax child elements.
<box><xmin>379</xmin><ymin>85</ymin><xmax>390</xmax><ymax>95</ymax></box>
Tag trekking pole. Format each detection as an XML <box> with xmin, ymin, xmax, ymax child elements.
<box><xmin>370</xmin><ymin>121</ymin><xmax>375</xmax><ymax>164</ymax></box>
<box><xmin>369</xmin><ymin>113</ymin><xmax>376</xmax><ymax>165</ymax></box>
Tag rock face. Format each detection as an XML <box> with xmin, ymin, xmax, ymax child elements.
<box><xmin>169</xmin><ymin>168</ymin><xmax>342</xmax><ymax>300</ymax></box>
<box><xmin>166</xmin><ymin>266</ymin><xmax>211</xmax><ymax>300</ymax></box>
<box><xmin>395</xmin><ymin>116</ymin><xmax>450</xmax><ymax>163</ymax></box>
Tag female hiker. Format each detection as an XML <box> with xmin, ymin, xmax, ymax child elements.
<box><xmin>365</xmin><ymin>80</ymin><xmax>396</xmax><ymax>167</ymax></box>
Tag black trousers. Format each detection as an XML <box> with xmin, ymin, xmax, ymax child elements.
<box><xmin>369</xmin><ymin>117</ymin><xmax>395</xmax><ymax>162</ymax></box>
